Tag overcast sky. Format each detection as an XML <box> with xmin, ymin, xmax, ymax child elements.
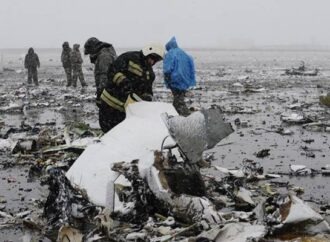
<box><xmin>1</xmin><ymin>0</ymin><xmax>330</xmax><ymax>49</ymax></box>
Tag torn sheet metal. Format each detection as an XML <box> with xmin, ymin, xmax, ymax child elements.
<box><xmin>42</xmin><ymin>137</ymin><xmax>100</xmax><ymax>154</ymax></box>
<box><xmin>144</xmin><ymin>153</ymin><xmax>223</xmax><ymax>224</ymax></box>
<box><xmin>290</xmin><ymin>164</ymin><xmax>307</xmax><ymax>173</ymax></box>
<box><xmin>281</xmin><ymin>112</ymin><xmax>314</xmax><ymax>124</ymax></box>
<box><xmin>66</xmin><ymin>101</ymin><xmax>178</xmax><ymax>206</ymax></box>
<box><xmin>0</xmin><ymin>138</ymin><xmax>15</xmax><ymax>151</ymax></box>
<box><xmin>107</xmin><ymin>149</ymin><xmax>224</xmax><ymax>225</ymax></box>
<box><xmin>11</xmin><ymin>139</ymin><xmax>37</xmax><ymax>154</ymax></box>
<box><xmin>243</xmin><ymin>87</ymin><xmax>266</xmax><ymax>93</ymax></box>
<box><xmin>43</xmin><ymin>169</ymin><xmax>99</xmax><ymax>239</ymax></box>
<box><xmin>282</xmin><ymin>195</ymin><xmax>324</xmax><ymax>225</ymax></box>
<box><xmin>215</xmin><ymin>223</ymin><xmax>266</xmax><ymax>242</ymax></box>
<box><xmin>302</xmin><ymin>121</ymin><xmax>330</xmax><ymax>132</ymax></box>
<box><xmin>281</xmin><ymin>113</ymin><xmax>305</xmax><ymax>123</ymax></box>
<box><xmin>57</xmin><ymin>225</ymin><xmax>83</xmax><ymax>242</ymax></box>
<box><xmin>214</xmin><ymin>165</ymin><xmax>245</xmax><ymax>178</ymax></box>
<box><xmin>197</xmin><ymin>223</ymin><xmax>266</xmax><ymax>242</ymax></box>
<box><xmin>162</xmin><ymin>107</ymin><xmax>234</xmax><ymax>164</ymax></box>
<box><xmin>255</xmin><ymin>194</ymin><xmax>330</xmax><ymax>235</ymax></box>
<box><xmin>214</xmin><ymin>159</ymin><xmax>264</xmax><ymax>180</ymax></box>
<box><xmin>321</xmin><ymin>165</ymin><xmax>330</xmax><ymax>176</ymax></box>
<box><xmin>235</xmin><ymin>187</ymin><xmax>255</xmax><ymax>207</ymax></box>
<box><xmin>289</xmin><ymin>164</ymin><xmax>314</xmax><ymax>175</ymax></box>
<box><xmin>278</xmin><ymin>195</ymin><xmax>330</xmax><ymax>235</ymax></box>
<box><xmin>284</xmin><ymin>68</ymin><xmax>319</xmax><ymax>76</ymax></box>
<box><xmin>277</xmin><ymin>128</ymin><xmax>294</xmax><ymax>135</ymax></box>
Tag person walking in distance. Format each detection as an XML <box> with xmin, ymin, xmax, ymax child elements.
<box><xmin>70</xmin><ymin>44</ymin><xmax>87</xmax><ymax>88</ymax></box>
<box><xmin>61</xmin><ymin>41</ymin><xmax>72</xmax><ymax>87</ymax></box>
<box><xmin>24</xmin><ymin>47</ymin><xmax>40</xmax><ymax>86</ymax></box>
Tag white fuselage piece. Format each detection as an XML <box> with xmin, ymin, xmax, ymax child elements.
<box><xmin>66</xmin><ymin>101</ymin><xmax>178</xmax><ymax>207</ymax></box>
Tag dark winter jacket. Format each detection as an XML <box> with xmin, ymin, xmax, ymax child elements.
<box><xmin>70</xmin><ymin>45</ymin><xmax>83</xmax><ymax>65</ymax></box>
<box><xmin>24</xmin><ymin>48</ymin><xmax>40</xmax><ymax>69</ymax></box>
<box><xmin>100</xmin><ymin>51</ymin><xmax>155</xmax><ymax>112</ymax></box>
<box><xmin>93</xmin><ymin>46</ymin><xmax>117</xmax><ymax>95</ymax></box>
<box><xmin>61</xmin><ymin>47</ymin><xmax>72</xmax><ymax>68</ymax></box>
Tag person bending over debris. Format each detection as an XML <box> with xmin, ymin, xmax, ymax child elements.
<box><xmin>84</xmin><ymin>37</ymin><xmax>117</xmax><ymax>107</ymax></box>
<box><xmin>61</xmin><ymin>41</ymin><xmax>72</xmax><ymax>87</ymax></box>
<box><xmin>98</xmin><ymin>44</ymin><xmax>165</xmax><ymax>133</ymax></box>
<box><xmin>163</xmin><ymin>36</ymin><xmax>196</xmax><ymax>116</ymax></box>
<box><xmin>24</xmin><ymin>47</ymin><xmax>40</xmax><ymax>86</ymax></box>
<box><xmin>70</xmin><ymin>44</ymin><xmax>87</xmax><ymax>88</ymax></box>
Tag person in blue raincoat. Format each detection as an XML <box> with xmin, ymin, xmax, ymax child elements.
<box><xmin>163</xmin><ymin>36</ymin><xmax>196</xmax><ymax>116</ymax></box>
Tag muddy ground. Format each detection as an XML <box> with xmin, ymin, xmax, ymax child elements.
<box><xmin>0</xmin><ymin>49</ymin><xmax>330</xmax><ymax>241</ymax></box>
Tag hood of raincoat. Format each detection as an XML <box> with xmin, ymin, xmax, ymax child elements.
<box><xmin>163</xmin><ymin>37</ymin><xmax>196</xmax><ymax>91</ymax></box>
<box><xmin>89</xmin><ymin>41</ymin><xmax>114</xmax><ymax>63</ymax></box>
<box><xmin>73</xmin><ymin>44</ymin><xmax>80</xmax><ymax>50</ymax></box>
<box><xmin>84</xmin><ymin>37</ymin><xmax>113</xmax><ymax>55</ymax></box>
<box><xmin>62</xmin><ymin>41</ymin><xmax>69</xmax><ymax>48</ymax></box>
<box><xmin>165</xmin><ymin>37</ymin><xmax>178</xmax><ymax>51</ymax></box>
<box><xmin>28</xmin><ymin>48</ymin><xmax>34</xmax><ymax>54</ymax></box>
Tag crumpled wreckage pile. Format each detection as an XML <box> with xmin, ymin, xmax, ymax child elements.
<box><xmin>38</xmin><ymin>101</ymin><xmax>330</xmax><ymax>241</ymax></box>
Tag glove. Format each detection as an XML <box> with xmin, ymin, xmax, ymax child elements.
<box><xmin>119</xmin><ymin>78</ymin><xmax>133</xmax><ymax>96</ymax></box>
<box><xmin>141</xmin><ymin>93</ymin><xmax>153</xmax><ymax>101</ymax></box>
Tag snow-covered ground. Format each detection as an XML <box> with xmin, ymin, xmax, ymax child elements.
<box><xmin>1</xmin><ymin>48</ymin><xmax>330</xmax><ymax>240</ymax></box>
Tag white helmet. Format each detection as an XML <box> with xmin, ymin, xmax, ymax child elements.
<box><xmin>142</xmin><ymin>43</ymin><xmax>165</xmax><ymax>59</ymax></box>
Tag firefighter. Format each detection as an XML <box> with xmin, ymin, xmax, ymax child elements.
<box><xmin>61</xmin><ymin>41</ymin><xmax>72</xmax><ymax>87</ymax></box>
<box><xmin>71</xmin><ymin>44</ymin><xmax>87</xmax><ymax>87</ymax></box>
<box><xmin>24</xmin><ymin>48</ymin><xmax>40</xmax><ymax>86</ymax></box>
<box><xmin>163</xmin><ymin>37</ymin><xmax>196</xmax><ymax>116</ymax></box>
<box><xmin>99</xmin><ymin>44</ymin><xmax>165</xmax><ymax>133</ymax></box>
<box><xmin>84</xmin><ymin>37</ymin><xmax>117</xmax><ymax>101</ymax></box>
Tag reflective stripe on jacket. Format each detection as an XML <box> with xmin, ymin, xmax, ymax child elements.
<box><xmin>100</xmin><ymin>89</ymin><xmax>125</xmax><ymax>112</ymax></box>
<box><xmin>101</xmin><ymin>51</ymin><xmax>155</xmax><ymax>111</ymax></box>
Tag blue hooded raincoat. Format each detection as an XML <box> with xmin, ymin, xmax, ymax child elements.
<box><xmin>163</xmin><ymin>37</ymin><xmax>196</xmax><ymax>91</ymax></box>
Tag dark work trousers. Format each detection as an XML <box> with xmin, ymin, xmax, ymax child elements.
<box><xmin>27</xmin><ymin>67</ymin><xmax>38</xmax><ymax>85</ymax></box>
<box><xmin>64</xmin><ymin>66</ymin><xmax>72</xmax><ymax>87</ymax></box>
<box><xmin>72</xmin><ymin>64</ymin><xmax>87</xmax><ymax>87</ymax></box>
<box><xmin>171</xmin><ymin>89</ymin><xmax>191</xmax><ymax>117</ymax></box>
<box><xmin>98</xmin><ymin>102</ymin><xmax>126</xmax><ymax>133</ymax></box>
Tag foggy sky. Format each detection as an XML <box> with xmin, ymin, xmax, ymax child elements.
<box><xmin>1</xmin><ymin>0</ymin><xmax>330</xmax><ymax>49</ymax></box>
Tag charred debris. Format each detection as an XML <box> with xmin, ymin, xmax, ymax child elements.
<box><xmin>1</xmin><ymin>79</ymin><xmax>330</xmax><ymax>241</ymax></box>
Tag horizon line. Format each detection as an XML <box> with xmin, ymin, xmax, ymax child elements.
<box><xmin>2</xmin><ymin>46</ymin><xmax>330</xmax><ymax>52</ymax></box>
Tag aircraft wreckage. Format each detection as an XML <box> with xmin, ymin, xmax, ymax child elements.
<box><xmin>43</xmin><ymin>101</ymin><xmax>330</xmax><ymax>241</ymax></box>
<box><xmin>65</xmin><ymin>101</ymin><xmax>234</xmax><ymax>224</ymax></box>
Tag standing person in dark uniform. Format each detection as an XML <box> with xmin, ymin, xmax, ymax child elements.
<box><xmin>70</xmin><ymin>44</ymin><xmax>87</xmax><ymax>88</ymax></box>
<box><xmin>24</xmin><ymin>47</ymin><xmax>40</xmax><ymax>86</ymax></box>
<box><xmin>163</xmin><ymin>37</ymin><xmax>196</xmax><ymax>116</ymax></box>
<box><xmin>98</xmin><ymin>44</ymin><xmax>165</xmax><ymax>133</ymax></box>
<box><xmin>84</xmin><ymin>37</ymin><xmax>117</xmax><ymax>102</ymax></box>
<box><xmin>61</xmin><ymin>41</ymin><xmax>72</xmax><ymax>87</ymax></box>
